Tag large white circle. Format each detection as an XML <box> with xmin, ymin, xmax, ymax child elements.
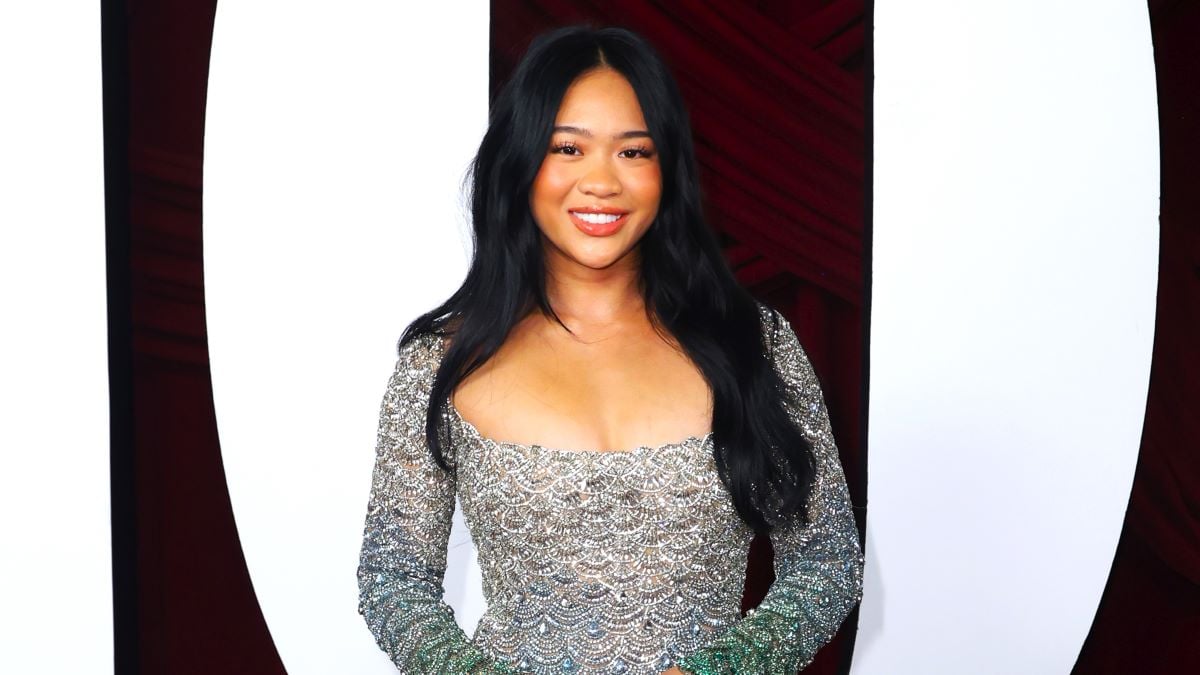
<box><xmin>207</xmin><ymin>2</ymin><xmax>1160</xmax><ymax>673</ymax></box>
<box><xmin>857</xmin><ymin>1</ymin><xmax>1158</xmax><ymax>673</ymax></box>
<box><xmin>205</xmin><ymin>3</ymin><xmax>490</xmax><ymax>673</ymax></box>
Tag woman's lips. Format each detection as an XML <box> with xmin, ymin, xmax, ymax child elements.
<box><xmin>569</xmin><ymin>209</ymin><xmax>629</xmax><ymax>236</ymax></box>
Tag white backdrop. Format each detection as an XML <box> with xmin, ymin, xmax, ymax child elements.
<box><xmin>859</xmin><ymin>1</ymin><xmax>1158</xmax><ymax>673</ymax></box>
<box><xmin>0</xmin><ymin>3</ymin><xmax>112</xmax><ymax>673</ymax></box>
<box><xmin>205</xmin><ymin>2</ymin><xmax>490</xmax><ymax>673</ymax></box>
<box><xmin>205</xmin><ymin>2</ymin><xmax>1160</xmax><ymax>674</ymax></box>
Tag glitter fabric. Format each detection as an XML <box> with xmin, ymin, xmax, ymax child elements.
<box><xmin>358</xmin><ymin>306</ymin><xmax>863</xmax><ymax>674</ymax></box>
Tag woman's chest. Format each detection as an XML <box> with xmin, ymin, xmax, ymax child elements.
<box><xmin>451</xmin><ymin>327</ymin><xmax>712</xmax><ymax>452</ymax></box>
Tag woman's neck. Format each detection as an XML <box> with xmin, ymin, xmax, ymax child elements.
<box><xmin>541</xmin><ymin>246</ymin><xmax>647</xmax><ymax>334</ymax></box>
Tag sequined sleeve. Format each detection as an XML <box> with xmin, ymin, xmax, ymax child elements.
<box><xmin>676</xmin><ymin>310</ymin><xmax>865</xmax><ymax>674</ymax></box>
<box><xmin>357</xmin><ymin>335</ymin><xmax>514</xmax><ymax>673</ymax></box>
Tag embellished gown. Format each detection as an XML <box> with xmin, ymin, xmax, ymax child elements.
<box><xmin>357</xmin><ymin>306</ymin><xmax>864</xmax><ymax>674</ymax></box>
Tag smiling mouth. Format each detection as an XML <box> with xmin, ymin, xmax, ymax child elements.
<box><xmin>569</xmin><ymin>209</ymin><xmax>629</xmax><ymax>236</ymax></box>
<box><xmin>572</xmin><ymin>211</ymin><xmax>622</xmax><ymax>224</ymax></box>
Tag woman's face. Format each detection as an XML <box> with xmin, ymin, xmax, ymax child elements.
<box><xmin>530</xmin><ymin>67</ymin><xmax>663</xmax><ymax>273</ymax></box>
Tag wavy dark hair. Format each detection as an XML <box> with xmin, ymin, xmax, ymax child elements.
<box><xmin>401</xmin><ymin>25</ymin><xmax>815</xmax><ymax>533</ymax></box>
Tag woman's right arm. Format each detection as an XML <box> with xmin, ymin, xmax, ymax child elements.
<box><xmin>357</xmin><ymin>336</ymin><xmax>512</xmax><ymax>673</ymax></box>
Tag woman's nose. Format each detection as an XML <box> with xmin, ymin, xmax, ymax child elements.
<box><xmin>578</xmin><ymin>159</ymin><xmax>622</xmax><ymax>198</ymax></box>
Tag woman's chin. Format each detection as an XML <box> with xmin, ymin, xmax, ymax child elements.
<box><xmin>570</xmin><ymin>254</ymin><xmax>624</xmax><ymax>271</ymax></box>
<box><xmin>542</xmin><ymin>233</ymin><xmax>641</xmax><ymax>273</ymax></box>
<box><xmin>565</xmin><ymin>241</ymin><xmax>644</xmax><ymax>270</ymax></box>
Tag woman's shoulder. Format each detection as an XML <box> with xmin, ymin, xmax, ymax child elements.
<box><xmin>752</xmin><ymin>300</ymin><xmax>788</xmax><ymax>355</ymax></box>
<box><xmin>750</xmin><ymin>301</ymin><xmax>816</xmax><ymax>378</ymax></box>
<box><xmin>393</xmin><ymin>331</ymin><xmax>449</xmax><ymax>382</ymax></box>
<box><xmin>754</xmin><ymin>300</ymin><xmax>779</xmax><ymax>329</ymax></box>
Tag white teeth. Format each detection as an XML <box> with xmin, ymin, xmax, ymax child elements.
<box><xmin>573</xmin><ymin>212</ymin><xmax>622</xmax><ymax>224</ymax></box>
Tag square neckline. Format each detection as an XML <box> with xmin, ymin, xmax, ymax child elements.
<box><xmin>447</xmin><ymin>396</ymin><xmax>713</xmax><ymax>457</ymax></box>
<box><xmin>432</xmin><ymin>330</ymin><xmax>714</xmax><ymax>456</ymax></box>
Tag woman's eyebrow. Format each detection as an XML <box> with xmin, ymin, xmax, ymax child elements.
<box><xmin>552</xmin><ymin>125</ymin><xmax>652</xmax><ymax>140</ymax></box>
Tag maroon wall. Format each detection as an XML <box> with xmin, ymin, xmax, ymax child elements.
<box><xmin>112</xmin><ymin>0</ymin><xmax>286</xmax><ymax>672</ymax></box>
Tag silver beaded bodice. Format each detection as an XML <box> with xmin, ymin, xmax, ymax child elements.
<box><xmin>452</xmin><ymin>406</ymin><xmax>745</xmax><ymax>674</ymax></box>
<box><xmin>358</xmin><ymin>306</ymin><xmax>864</xmax><ymax>674</ymax></box>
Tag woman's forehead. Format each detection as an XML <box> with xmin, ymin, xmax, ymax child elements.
<box><xmin>554</xmin><ymin>68</ymin><xmax>648</xmax><ymax>131</ymax></box>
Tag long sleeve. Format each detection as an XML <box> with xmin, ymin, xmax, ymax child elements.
<box><xmin>676</xmin><ymin>310</ymin><xmax>865</xmax><ymax>674</ymax></box>
<box><xmin>357</xmin><ymin>335</ymin><xmax>513</xmax><ymax>673</ymax></box>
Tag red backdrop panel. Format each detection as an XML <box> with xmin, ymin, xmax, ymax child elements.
<box><xmin>122</xmin><ymin>0</ymin><xmax>285</xmax><ymax>671</ymax></box>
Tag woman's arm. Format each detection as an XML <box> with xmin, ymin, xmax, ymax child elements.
<box><xmin>675</xmin><ymin>310</ymin><xmax>865</xmax><ymax>674</ymax></box>
<box><xmin>357</xmin><ymin>335</ymin><xmax>512</xmax><ymax>673</ymax></box>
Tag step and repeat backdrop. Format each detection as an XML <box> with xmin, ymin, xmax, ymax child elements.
<box><xmin>204</xmin><ymin>2</ymin><xmax>1157</xmax><ymax>673</ymax></box>
<box><xmin>4</xmin><ymin>1</ymin><xmax>1176</xmax><ymax>673</ymax></box>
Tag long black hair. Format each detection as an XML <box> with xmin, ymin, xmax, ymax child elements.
<box><xmin>401</xmin><ymin>25</ymin><xmax>815</xmax><ymax>533</ymax></box>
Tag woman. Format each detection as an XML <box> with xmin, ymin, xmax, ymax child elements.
<box><xmin>357</xmin><ymin>25</ymin><xmax>863</xmax><ymax>674</ymax></box>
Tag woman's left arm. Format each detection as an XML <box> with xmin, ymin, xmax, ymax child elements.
<box><xmin>675</xmin><ymin>311</ymin><xmax>865</xmax><ymax>674</ymax></box>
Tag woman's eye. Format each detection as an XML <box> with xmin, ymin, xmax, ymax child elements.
<box><xmin>619</xmin><ymin>147</ymin><xmax>654</xmax><ymax>159</ymax></box>
<box><xmin>551</xmin><ymin>143</ymin><xmax>580</xmax><ymax>156</ymax></box>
